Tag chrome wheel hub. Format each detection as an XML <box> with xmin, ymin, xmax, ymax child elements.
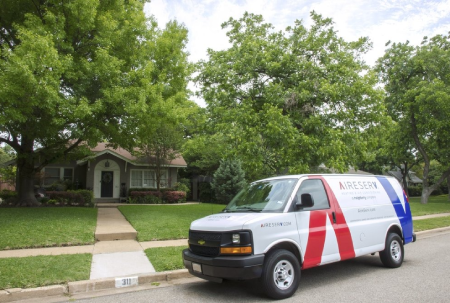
<box><xmin>273</xmin><ymin>260</ymin><xmax>294</xmax><ymax>290</ymax></box>
<box><xmin>390</xmin><ymin>240</ymin><xmax>401</xmax><ymax>261</ymax></box>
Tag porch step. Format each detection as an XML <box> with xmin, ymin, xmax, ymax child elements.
<box><xmin>95</xmin><ymin>208</ymin><xmax>137</xmax><ymax>241</ymax></box>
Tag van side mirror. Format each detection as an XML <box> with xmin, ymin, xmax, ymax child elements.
<box><xmin>295</xmin><ymin>193</ymin><xmax>314</xmax><ymax>209</ymax></box>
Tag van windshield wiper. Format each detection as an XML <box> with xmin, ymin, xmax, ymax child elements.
<box><xmin>234</xmin><ymin>206</ymin><xmax>261</xmax><ymax>212</ymax></box>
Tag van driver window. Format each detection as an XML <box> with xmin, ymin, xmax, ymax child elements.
<box><xmin>295</xmin><ymin>179</ymin><xmax>330</xmax><ymax>211</ymax></box>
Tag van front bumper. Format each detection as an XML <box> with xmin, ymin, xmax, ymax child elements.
<box><xmin>182</xmin><ymin>249</ymin><xmax>264</xmax><ymax>282</ymax></box>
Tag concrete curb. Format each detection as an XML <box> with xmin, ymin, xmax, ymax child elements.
<box><xmin>2</xmin><ymin>227</ymin><xmax>450</xmax><ymax>303</ymax></box>
<box><xmin>0</xmin><ymin>270</ymin><xmax>192</xmax><ymax>303</ymax></box>
<box><xmin>0</xmin><ymin>286</ymin><xmax>66</xmax><ymax>303</ymax></box>
<box><xmin>68</xmin><ymin>269</ymin><xmax>191</xmax><ymax>295</ymax></box>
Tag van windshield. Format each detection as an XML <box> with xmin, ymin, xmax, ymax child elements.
<box><xmin>223</xmin><ymin>178</ymin><xmax>298</xmax><ymax>213</ymax></box>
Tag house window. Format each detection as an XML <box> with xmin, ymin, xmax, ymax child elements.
<box><xmin>43</xmin><ymin>167</ymin><xmax>74</xmax><ymax>186</ymax></box>
<box><xmin>44</xmin><ymin>168</ymin><xmax>60</xmax><ymax>185</ymax></box>
<box><xmin>130</xmin><ymin>169</ymin><xmax>168</xmax><ymax>188</ymax></box>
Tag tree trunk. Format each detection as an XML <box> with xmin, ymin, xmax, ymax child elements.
<box><xmin>401</xmin><ymin>162</ymin><xmax>409</xmax><ymax>196</ymax></box>
<box><xmin>420</xmin><ymin>186</ymin><xmax>432</xmax><ymax>204</ymax></box>
<box><xmin>448</xmin><ymin>177</ymin><xmax>450</xmax><ymax>201</ymax></box>
<box><xmin>16</xmin><ymin>145</ymin><xmax>40</xmax><ymax>207</ymax></box>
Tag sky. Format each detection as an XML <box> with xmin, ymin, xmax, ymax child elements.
<box><xmin>144</xmin><ymin>0</ymin><xmax>450</xmax><ymax>105</ymax></box>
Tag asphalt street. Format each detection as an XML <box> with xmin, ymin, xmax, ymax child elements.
<box><xmin>58</xmin><ymin>231</ymin><xmax>450</xmax><ymax>303</ymax></box>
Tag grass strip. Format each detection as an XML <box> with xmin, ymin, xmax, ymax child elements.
<box><xmin>145</xmin><ymin>246</ymin><xmax>187</xmax><ymax>272</ymax></box>
<box><xmin>409</xmin><ymin>195</ymin><xmax>450</xmax><ymax>216</ymax></box>
<box><xmin>119</xmin><ymin>204</ymin><xmax>224</xmax><ymax>241</ymax></box>
<box><xmin>0</xmin><ymin>254</ymin><xmax>91</xmax><ymax>289</ymax></box>
<box><xmin>413</xmin><ymin>216</ymin><xmax>450</xmax><ymax>232</ymax></box>
<box><xmin>0</xmin><ymin>208</ymin><xmax>97</xmax><ymax>250</ymax></box>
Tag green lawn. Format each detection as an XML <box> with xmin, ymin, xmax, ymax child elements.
<box><xmin>119</xmin><ymin>204</ymin><xmax>225</xmax><ymax>241</ymax></box>
<box><xmin>145</xmin><ymin>246</ymin><xmax>188</xmax><ymax>272</ymax></box>
<box><xmin>409</xmin><ymin>195</ymin><xmax>450</xmax><ymax>216</ymax></box>
<box><xmin>413</xmin><ymin>216</ymin><xmax>450</xmax><ymax>232</ymax></box>
<box><xmin>0</xmin><ymin>254</ymin><xmax>91</xmax><ymax>289</ymax></box>
<box><xmin>0</xmin><ymin>208</ymin><xmax>97</xmax><ymax>250</ymax></box>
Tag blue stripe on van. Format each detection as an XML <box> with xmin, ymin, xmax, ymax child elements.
<box><xmin>376</xmin><ymin>176</ymin><xmax>414</xmax><ymax>244</ymax></box>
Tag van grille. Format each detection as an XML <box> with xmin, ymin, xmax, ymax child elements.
<box><xmin>189</xmin><ymin>231</ymin><xmax>222</xmax><ymax>257</ymax></box>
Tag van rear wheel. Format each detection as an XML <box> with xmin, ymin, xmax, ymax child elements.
<box><xmin>260</xmin><ymin>249</ymin><xmax>300</xmax><ymax>299</ymax></box>
<box><xmin>379</xmin><ymin>233</ymin><xmax>404</xmax><ymax>268</ymax></box>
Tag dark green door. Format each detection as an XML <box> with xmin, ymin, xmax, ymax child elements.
<box><xmin>101</xmin><ymin>171</ymin><xmax>114</xmax><ymax>197</ymax></box>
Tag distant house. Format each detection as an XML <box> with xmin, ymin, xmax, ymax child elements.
<box><xmin>386</xmin><ymin>168</ymin><xmax>423</xmax><ymax>187</ymax></box>
<box><xmin>37</xmin><ymin>142</ymin><xmax>187</xmax><ymax>202</ymax></box>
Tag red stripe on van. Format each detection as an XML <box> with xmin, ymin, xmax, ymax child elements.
<box><xmin>318</xmin><ymin>176</ymin><xmax>356</xmax><ymax>261</ymax></box>
<box><xmin>302</xmin><ymin>210</ymin><xmax>328</xmax><ymax>269</ymax></box>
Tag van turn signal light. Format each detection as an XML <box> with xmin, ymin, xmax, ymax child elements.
<box><xmin>220</xmin><ymin>247</ymin><xmax>252</xmax><ymax>254</ymax></box>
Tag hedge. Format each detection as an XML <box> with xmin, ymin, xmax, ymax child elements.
<box><xmin>129</xmin><ymin>190</ymin><xmax>186</xmax><ymax>204</ymax></box>
<box><xmin>0</xmin><ymin>190</ymin><xmax>17</xmax><ymax>205</ymax></box>
<box><xmin>46</xmin><ymin>190</ymin><xmax>94</xmax><ymax>207</ymax></box>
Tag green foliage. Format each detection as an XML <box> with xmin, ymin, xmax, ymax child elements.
<box><xmin>193</xmin><ymin>12</ymin><xmax>384</xmax><ymax>180</ymax></box>
<box><xmin>408</xmin><ymin>186</ymin><xmax>423</xmax><ymax>197</ymax></box>
<box><xmin>0</xmin><ymin>0</ymin><xmax>190</xmax><ymax>205</ymax></box>
<box><xmin>174</xmin><ymin>178</ymin><xmax>191</xmax><ymax>196</ymax></box>
<box><xmin>129</xmin><ymin>192</ymin><xmax>163</xmax><ymax>204</ymax></box>
<box><xmin>0</xmin><ymin>254</ymin><xmax>91</xmax><ymax>289</ymax></box>
<box><xmin>199</xmin><ymin>182</ymin><xmax>215</xmax><ymax>203</ymax></box>
<box><xmin>377</xmin><ymin>33</ymin><xmax>450</xmax><ymax>202</ymax></box>
<box><xmin>211</xmin><ymin>159</ymin><xmax>246</xmax><ymax>204</ymax></box>
<box><xmin>0</xmin><ymin>189</ymin><xmax>17</xmax><ymax>205</ymax></box>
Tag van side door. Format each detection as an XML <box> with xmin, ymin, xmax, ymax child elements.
<box><xmin>294</xmin><ymin>177</ymin><xmax>355</xmax><ymax>269</ymax></box>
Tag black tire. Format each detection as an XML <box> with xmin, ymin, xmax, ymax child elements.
<box><xmin>379</xmin><ymin>233</ymin><xmax>404</xmax><ymax>268</ymax></box>
<box><xmin>260</xmin><ymin>249</ymin><xmax>301</xmax><ymax>300</ymax></box>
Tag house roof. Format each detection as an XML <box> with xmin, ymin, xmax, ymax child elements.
<box><xmin>77</xmin><ymin>142</ymin><xmax>187</xmax><ymax>168</ymax></box>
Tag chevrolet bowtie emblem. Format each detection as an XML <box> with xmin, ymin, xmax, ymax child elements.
<box><xmin>198</xmin><ymin>239</ymin><xmax>206</xmax><ymax>245</ymax></box>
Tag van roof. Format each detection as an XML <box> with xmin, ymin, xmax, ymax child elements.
<box><xmin>258</xmin><ymin>174</ymin><xmax>392</xmax><ymax>181</ymax></box>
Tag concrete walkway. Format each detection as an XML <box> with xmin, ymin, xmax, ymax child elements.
<box><xmin>89</xmin><ymin>207</ymin><xmax>154</xmax><ymax>280</ymax></box>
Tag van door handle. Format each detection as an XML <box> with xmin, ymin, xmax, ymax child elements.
<box><xmin>332</xmin><ymin>212</ymin><xmax>336</xmax><ymax>223</ymax></box>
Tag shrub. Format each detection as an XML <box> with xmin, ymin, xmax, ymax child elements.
<box><xmin>129</xmin><ymin>191</ymin><xmax>163</xmax><ymax>204</ymax></box>
<box><xmin>46</xmin><ymin>190</ymin><xmax>93</xmax><ymax>207</ymax></box>
<box><xmin>69</xmin><ymin>190</ymin><xmax>94</xmax><ymax>207</ymax></box>
<box><xmin>0</xmin><ymin>190</ymin><xmax>17</xmax><ymax>206</ymax></box>
<box><xmin>211</xmin><ymin>159</ymin><xmax>246</xmax><ymax>204</ymax></box>
<box><xmin>199</xmin><ymin>182</ymin><xmax>215</xmax><ymax>203</ymax></box>
<box><xmin>163</xmin><ymin>191</ymin><xmax>186</xmax><ymax>203</ymax></box>
<box><xmin>407</xmin><ymin>185</ymin><xmax>422</xmax><ymax>197</ymax></box>
<box><xmin>128</xmin><ymin>188</ymin><xmax>171</xmax><ymax>197</ymax></box>
<box><xmin>175</xmin><ymin>178</ymin><xmax>191</xmax><ymax>196</ymax></box>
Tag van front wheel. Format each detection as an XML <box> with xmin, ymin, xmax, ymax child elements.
<box><xmin>379</xmin><ymin>233</ymin><xmax>404</xmax><ymax>268</ymax></box>
<box><xmin>260</xmin><ymin>249</ymin><xmax>300</xmax><ymax>300</ymax></box>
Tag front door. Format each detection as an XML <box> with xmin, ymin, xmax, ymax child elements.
<box><xmin>101</xmin><ymin>171</ymin><xmax>114</xmax><ymax>197</ymax></box>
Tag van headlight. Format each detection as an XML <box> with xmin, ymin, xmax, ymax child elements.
<box><xmin>232</xmin><ymin>233</ymin><xmax>240</xmax><ymax>244</ymax></box>
<box><xmin>220</xmin><ymin>231</ymin><xmax>253</xmax><ymax>255</ymax></box>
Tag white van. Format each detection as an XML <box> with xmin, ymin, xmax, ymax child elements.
<box><xmin>182</xmin><ymin>174</ymin><xmax>416</xmax><ymax>299</ymax></box>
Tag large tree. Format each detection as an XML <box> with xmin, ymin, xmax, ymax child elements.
<box><xmin>377</xmin><ymin>34</ymin><xmax>450</xmax><ymax>203</ymax></box>
<box><xmin>130</xmin><ymin>20</ymin><xmax>191</xmax><ymax>191</ymax></box>
<box><xmin>0</xmin><ymin>0</ymin><xmax>183</xmax><ymax>205</ymax></box>
<box><xmin>194</xmin><ymin>12</ymin><xmax>384</xmax><ymax>181</ymax></box>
